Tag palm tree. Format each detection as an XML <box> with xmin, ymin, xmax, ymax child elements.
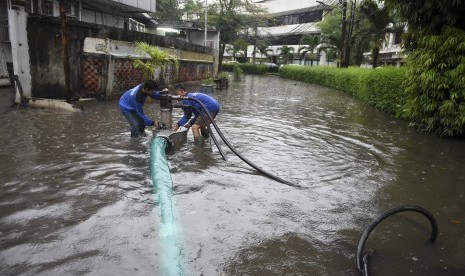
<box><xmin>277</xmin><ymin>45</ymin><xmax>294</xmax><ymax>65</ymax></box>
<box><xmin>133</xmin><ymin>41</ymin><xmax>179</xmax><ymax>81</ymax></box>
<box><xmin>255</xmin><ymin>41</ymin><xmax>271</xmax><ymax>64</ymax></box>
<box><xmin>357</xmin><ymin>0</ymin><xmax>403</xmax><ymax>68</ymax></box>
<box><xmin>298</xmin><ymin>35</ymin><xmax>320</xmax><ymax>66</ymax></box>
<box><xmin>226</xmin><ymin>39</ymin><xmax>248</xmax><ymax>62</ymax></box>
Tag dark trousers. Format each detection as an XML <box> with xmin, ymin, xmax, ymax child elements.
<box><xmin>120</xmin><ymin>107</ymin><xmax>145</xmax><ymax>137</ymax></box>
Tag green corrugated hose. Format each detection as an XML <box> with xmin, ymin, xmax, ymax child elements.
<box><xmin>150</xmin><ymin>137</ymin><xmax>185</xmax><ymax>276</ymax></box>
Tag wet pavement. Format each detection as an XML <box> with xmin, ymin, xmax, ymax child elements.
<box><xmin>0</xmin><ymin>75</ymin><xmax>464</xmax><ymax>275</ymax></box>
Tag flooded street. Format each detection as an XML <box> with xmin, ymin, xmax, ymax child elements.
<box><xmin>1</xmin><ymin>74</ymin><xmax>464</xmax><ymax>276</ymax></box>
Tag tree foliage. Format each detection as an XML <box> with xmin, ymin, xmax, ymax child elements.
<box><xmin>154</xmin><ymin>0</ymin><xmax>206</xmax><ymax>23</ymax></box>
<box><xmin>254</xmin><ymin>40</ymin><xmax>272</xmax><ymax>63</ymax></box>
<box><xmin>298</xmin><ymin>35</ymin><xmax>320</xmax><ymax>66</ymax></box>
<box><xmin>317</xmin><ymin>8</ymin><xmax>342</xmax><ymax>53</ymax></box>
<box><xmin>208</xmin><ymin>0</ymin><xmax>268</xmax><ymax>70</ymax></box>
<box><xmin>356</xmin><ymin>0</ymin><xmax>402</xmax><ymax>68</ymax></box>
<box><xmin>133</xmin><ymin>42</ymin><xmax>179</xmax><ymax>81</ymax></box>
<box><xmin>154</xmin><ymin>0</ymin><xmax>183</xmax><ymax>23</ymax></box>
<box><xmin>384</xmin><ymin>0</ymin><xmax>465</xmax><ymax>53</ymax></box>
<box><xmin>399</xmin><ymin>27</ymin><xmax>465</xmax><ymax>137</ymax></box>
<box><xmin>383</xmin><ymin>0</ymin><xmax>465</xmax><ymax>34</ymax></box>
<box><xmin>226</xmin><ymin>39</ymin><xmax>248</xmax><ymax>60</ymax></box>
<box><xmin>277</xmin><ymin>45</ymin><xmax>294</xmax><ymax>65</ymax></box>
<box><xmin>381</xmin><ymin>1</ymin><xmax>465</xmax><ymax>137</ymax></box>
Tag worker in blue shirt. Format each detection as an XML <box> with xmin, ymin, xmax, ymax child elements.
<box><xmin>119</xmin><ymin>80</ymin><xmax>166</xmax><ymax>137</ymax></box>
<box><xmin>171</xmin><ymin>84</ymin><xmax>220</xmax><ymax>141</ymax></box>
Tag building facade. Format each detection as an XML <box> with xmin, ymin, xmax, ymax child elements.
<box><xmin>224</xmin><ymin>0</ymin><xmax>334</xmax><ymax>66</ymax></box>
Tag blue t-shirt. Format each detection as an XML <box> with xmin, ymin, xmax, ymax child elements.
<box><xmin>119</xmin><ymin>84</ymin><xmax>162</xmax><ymax>126</ymax></box>
<box><xmin>178</xmin><ymin>92</ymin><xmax>220</xmax><ymax>126</ymax></box>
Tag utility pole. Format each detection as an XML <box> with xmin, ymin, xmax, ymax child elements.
<box><xmin>344</xmin><ymin>0</ymin><xmax>356</xmax><ymax>67</ymax></box>
<box><xmin>204</xmin><ymin>0</ymin><xmax>208</xmax><ymax>47</ymax></box>
<box><xmin>59</xmin><ymin>0</ymin><xmax>71</xmax><ymax>98</ymax></box>
<box><xmin>340</xmin><ymin>0</ymin><xmax>348</xmax><ymax>68</ymax></box>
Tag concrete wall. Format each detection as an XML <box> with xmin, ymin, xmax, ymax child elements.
<box><xmin>25</xmin><ymin>14</ymin><xmax>215</xmax><ymax>101</ymax></box>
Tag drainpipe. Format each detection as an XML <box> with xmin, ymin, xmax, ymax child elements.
<box><xmin>59</xmin><ymin>1</ymin><xmax>71</xmax><ymax>99</ymax></box>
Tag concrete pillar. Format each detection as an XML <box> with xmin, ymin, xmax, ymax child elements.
<box><xmin>9</xmin><ymin>8</ymin><xmax>31</xmax><ymax>102</ymax></box>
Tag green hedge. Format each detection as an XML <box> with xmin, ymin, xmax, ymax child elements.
<box><xmin>279</xmin><ymin>65</ymin><xmax>407</xmax><ymax>115</ymax></box>
<box><xmin>222</xmin><ymin>63</ymin><xmax>269</xmax><ymax>74</ymax></box>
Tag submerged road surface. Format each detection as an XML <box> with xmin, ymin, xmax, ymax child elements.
<box><xmin>0</xmin><ymin>75</ymin><xmax>464</xmax><ymax>275</ymax></box>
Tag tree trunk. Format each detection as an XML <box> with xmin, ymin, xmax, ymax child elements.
<box><xmin>218</xmin><ymin>43</ymin><xmax>226</xmax><ymax>73</ymax></box>
<box><xmin>372</xmin><ymin>47</ymin><xmax>380</xmax><ymax>69</ymax></box>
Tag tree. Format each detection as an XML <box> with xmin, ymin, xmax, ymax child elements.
<box><xmin>133</xmin><ymin>42</ymin><xmax>179</xmax><ymax>81</ymax></box>
<box><xmin>226</xmin><ymin>39</ymin><xmax>248</xmax><ymax>61</ymax></box>
<box><xmin>317</xmin><ymin>7</ymin><xmax>343</xmax><ymax>66</ymax></box>
<box><xmin>399</xmin><ymin>27</ymin><xmax>465</xmax><ymax>137</ymax></box>
<box><xmin>154</xmin><ymin>0</ymin><xmax>183</xmax><ymax>23</ymax></box>
<box><xmin>384</xmin><ymin>0</ymin><xmax>465</xmax><ymax>52</ymax></box>
<box><xmin>298</xmin><ymin>35</ymin><xmax>320</xmax><ymax>66</ymax></box>
<box><xmin>357</xmin><ymin>0</ymin><xmax>402</xmax><ymax>68</ymax></box>
<box><xmin>381</xmin><ymin>1</ymin><xmax>465</xmax><ymax>137</ymax></box>
<box><xmin>254</xmin><ymin>40</ymin><xmax>272</xmax><ymax>63</ymax></box>
<box><xmin>384</xmin><ymin>0</ymin><xmax>465</xmax><ymax>34</ymax></box>
<box><xmin>208</xmin><ymin>0</ymin><xmax>268</xmax><ymax>71</ymax></box>
<box><xmin>154</xmin><ymin>0</ymin><xmax>205</xmax><ymax>23</ymax></box>
<box><xmin>277</xmin><ymin>45</ymin><xmax>294</xmax><ymax>65</ymax></box>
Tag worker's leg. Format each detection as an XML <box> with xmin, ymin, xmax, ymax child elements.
<box><xmin>121</xmin><ymin>108</ymin><xmax>143</xmax><ymax>137</ymax></box>
<box><xmin>191</xmin><ymin>124</ymin><xmax>201</xmax><ymax>141</ymax></box>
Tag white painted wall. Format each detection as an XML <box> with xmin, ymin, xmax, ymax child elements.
<box><xmin>9</xmin><ymin>8</ymin><xmax>31</xmax><ymax>101</ymax></box>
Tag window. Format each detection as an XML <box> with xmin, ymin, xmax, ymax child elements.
<box><xmin>42</xmin><ymin>0</ymin><xmax>54</xmax><ymax>16</ymax></box>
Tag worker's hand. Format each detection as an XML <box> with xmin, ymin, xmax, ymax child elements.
<box><xmin>177</xmin><ymin>124</ymin><xmax>189</xmax><ymax>132</ymax></box>
<box><xmin>172</xmin><ymin>123</ymin><xmax>179</xmax><ymax>131</ymax></box>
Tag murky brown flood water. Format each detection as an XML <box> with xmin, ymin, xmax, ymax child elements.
<box><xmin>1</xmin><ymin>74</ymin><xmax>464</xmax><ymax>276</ymax></box>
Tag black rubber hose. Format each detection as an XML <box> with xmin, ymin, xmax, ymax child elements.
<box><xmin>176</xmin><ymin>103</ymin><xmax>228</xmax><ymax>161</ymax></box>
<box><xmin>356</xmin><ymin>205</ymin><xmax>438</xmax><ymax>276</ymax></box>
<box><xmin>179</xmin><ymin>96</ymin><xmax>302</xmax><ymax>189</ymax></box>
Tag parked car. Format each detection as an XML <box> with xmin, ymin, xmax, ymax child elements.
<box><xmin>262</xmin><ymin>62</ymin><xmax>279</xmax><ymax>73</ymax></box>
<box><xmin>281</xmin><ymin>64</ymin><xmax>302</xmax><ymax>67</ymax></box>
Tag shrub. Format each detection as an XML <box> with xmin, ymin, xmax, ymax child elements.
<box><xmin>279</xmin><ymin>65</ymin><xmax>407</xmax><ymax>115</ymax></box>
<box><xmin>132</xmin><ymin>41</ymin><xmax>179</xmax><ymax>80</ymax></box>
<box><xmin>400</xmin><ymin>26</ymin><xmax>465</xmax><ymax>137</ymax></box>
<box><xmin>221</xmin><ymin>63</ymin><xmax>268</xmax><ymax>74</ymax></box>
<box><xmin>233</xmin><ymin>65</ymin><xmax>243</xmax><ymax>80</ymax></box>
